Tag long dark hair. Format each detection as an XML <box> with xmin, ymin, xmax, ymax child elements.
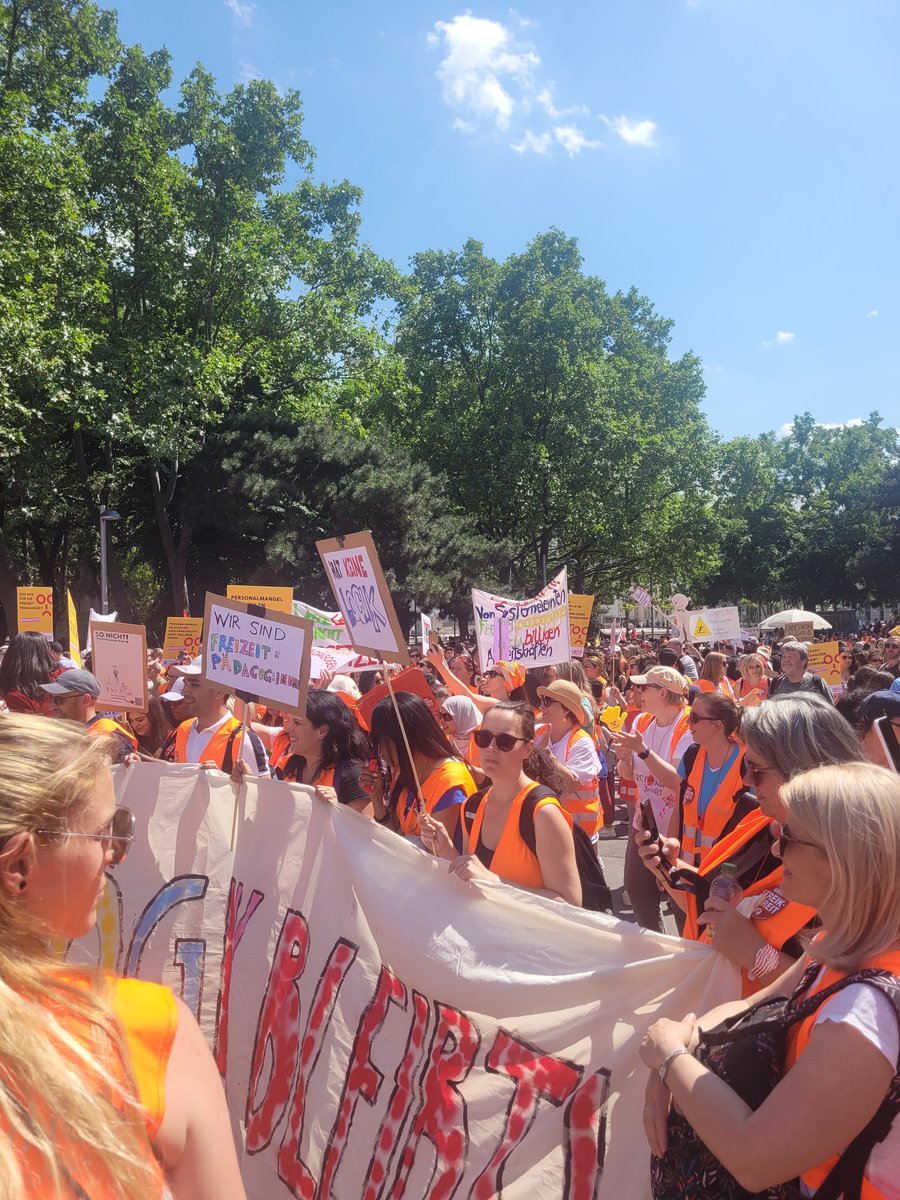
<box><xmin>370</xmin><ymin>692</ymin><xmax>458</xmax><ymax>806</ymax></box>
<box><xmin>487</xmin><ymin>700</ymin><xmax>569</xmax><ymax>796</ymax></box>
<box><xmin>133</xmin><ymin>695</ymin><xmax>170</xmax><ymax>756</ymax></box>
<box><xmin>0</xmin><ymin>633</ymin><xmax>57</xmax><ymax>700</ymax></box>
<box><xmin>305</xmin><ymin>689</ymin><xmax>370</xmax><ymax>768</ymax></box>
<box><xmin>523</xmin><ymin>666</ymin><xmax>555</xmax><ymax>710</ymax></box>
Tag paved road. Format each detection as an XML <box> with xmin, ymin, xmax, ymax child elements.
<box><xmin>595</xmin><ymin>795</ymin><xmax>680</xmax><ymax>936</ymax></box>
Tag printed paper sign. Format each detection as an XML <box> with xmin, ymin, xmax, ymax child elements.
<box><xmin>226</xmin><ymin>584</ymin><xmax>294</xmax><ymax>614</ymax></box>
<box><xmin>420</xmin><ymin>612</ymin><xmax>434</xmax><ymax>656</ymax></box>
<box><xmin>684</xmin><ymin>605</ymin><xmax>742</xmax><ymax>643</ymax></box>
<box><xmin>783</xmin><ymin>621</ymin><xmax>814</xmax><ymax>641</ymax></box>
<box><xmin>807</xmin><ymin>641</ymin><xmax>843</xmax><ymax>687</ymax></box>
<box><xmin>569</xmin><ymin>593</ymin><xmax>595</xmax><ymax>658</ymax></box>
<box><xmin>70</xmin><ymin>764</ymin><xmax>735</xmax><ymax>1200</ymax></box>
<box><xmin>89</xmin><ymin>621</ymin><xmax>148</xmax><ymax>712</ymax></box>
<box><xmin>162</xmin><ymin>617</ymin><xmax>204</xmax><ymax>664</ymax></box>
<box><xmin>472</xmin><ymin>570</ymin><xmax>571</xmax><ymax>668</ymax></box>
<box><xmin>203</xmin><ymin>593</ymin><xmax>313</xmax><ymax>717</ymax></box>
<box><xmin>66</xmin><ymin>590</ymin><xmax>82</xmax><ymax>667</ymax></box>
<box><xmin>16</xmin><ymin>586</ymin><xmax>53</xmax><ymax>638</ymax></box>
<box><xmin>316</xmin><ymin>531</ymin><xmax>409</xmax><ymax>665</ymax></box>
<box><xmin>310</xmin><ymin>646</ymin><xmax>386</xmax><ymax>680</ymax></box>
<box><xmin>292</xmin><ymin>600</ymin><xmax>352</xmax><ymax>647</ymax></box>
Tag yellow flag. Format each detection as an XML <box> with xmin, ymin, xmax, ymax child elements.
<box><xmin>67</xmin><ymin>591</ymin><xmax>82</xmax><ymax>667</ymax></box>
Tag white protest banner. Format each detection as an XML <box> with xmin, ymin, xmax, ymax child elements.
<box><xmin>316</xmin><ymin>530</ymin><xmax>410</xmax><ymax>665</ymax></box>
<box><xmin>202</xmin><ymin>592</ymin><xmax>313</xmax><ymax>717</ymax></box>
<box><xmin>75</xmin><ymin>765</ymin><xmax>736</xmax><ymax>1199</ymax></box>
<box><xmin>310</xmin><ymin>645</ymin><xmax>386</xmax><ymax>680</ymax></box>
<box><xmin>472</xmin><ymin>570</ymin><xmax>571</xmax><ymax>668</ymax></box>
<box><xmin>685</xmin><ymin>605</ymin><xmax>742</xmax><ymax>643</ymax></box>
<box><xmin>292</xmin><ymin>600</ymin><xmax>352</xmax><ymax>647</ymax></box>
<box><xmin>89</xmin><ymin>620</ymin><xmax>148</xmax><ymax>712</ymax></box>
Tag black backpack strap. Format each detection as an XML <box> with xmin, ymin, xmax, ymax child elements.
<box><xmin>221</xmin><ymin>726</ymin><xmax>242</xmax><ymax>775</ymax></box>
<box><xmin>517</xmin><ymin>785</ymin><xmax>558</xmax><ymax>856</ymax></box>
<box><xmin>461</xmin><ymin>787</ymin><xmax>489</xmax><ymax>844</ymax></box>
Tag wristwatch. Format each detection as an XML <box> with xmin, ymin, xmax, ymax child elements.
<box><xmin>657</xmin><ymin>1046</ymin><xmax>691</xmax><ymax>1085</ymax></box>
<box><xmin>637</xmin><ymin>747</ymin><xmax>651</xmax><ymax>760</ymax></box>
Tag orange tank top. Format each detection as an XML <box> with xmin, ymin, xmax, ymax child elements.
<box><xmin>466</xmin><ymin>783</ymin><xmax>570</xmax><ymax>890</ymax></box>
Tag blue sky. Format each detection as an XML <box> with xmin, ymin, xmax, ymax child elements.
<box><xmin>109</xmin><ymin>0</ymin><xmax>899</xmax><ymax>440</ymax></box>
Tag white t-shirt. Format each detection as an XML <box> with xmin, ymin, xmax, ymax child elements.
<box><xmin>631</xmin><ymin>716</ymin><xmax>693</xmax><ymax>836</ymax></box>
<box><xmin>185</xmin><ymin>713</ymin><xmax>264</xmax><ymax>775</ymax></box>
<box><xmin>800</xmin><ymin>971</ymin><xmax>900</xmax><ymax>1195</ymax></box>
<box><xmin>550</xmin><ymin>728</ymin><xmax>600</xmax><ymax>783</ymax></box>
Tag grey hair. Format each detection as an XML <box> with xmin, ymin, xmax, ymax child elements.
<box><xmin>739</xmin><ymin>693</ymin><xmax>864</xmax><ymax>779</ymax></box>
<box><xmin>779</xmin><ymin>639</ymin><xmax>809</xmax><ymax>661</ymax></box>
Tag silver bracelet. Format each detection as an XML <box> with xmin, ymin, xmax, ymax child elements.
<box><xmin>657</xmin><ymin>1046</ymin><xmax>691</xmax><ymax>1086</ymax></box>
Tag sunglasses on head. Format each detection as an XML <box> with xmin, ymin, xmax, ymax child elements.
<box><xmin>472</xmin><ymin>729</ymin><xmax>526</xmax><ymax>752</ymax></box>
<box><xmin>36</xmin><ymin>806</ymin><xmax>136</xmax><ymax>867</ymax></box>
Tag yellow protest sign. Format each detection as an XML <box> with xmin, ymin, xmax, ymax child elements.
<box><xmin>16</xmin><ymin>586</ymin><xmax>53</xmax><ymax>638</ymax></box>
<box><xmin>890</xmin><ymin>625</ymin><xmax>900</xmax><ymax>638</ymax></box>
<box><xmin>226</xmin><ymin>585</ymin><xmax>294</xmax><ymax>613</ymax></box>
<box><xmin>66</xmin><ymin>591</ymin><xmax>82</xmax><ymax>667</ymax></box>
<box><xmin>162</xmin><ymin>617</ymin><xmax>204</xmax><ymax>665</ymax></box>
<box><xmin>692</xmin><ymin>616</ymin><xmax>711</xmax><ymax>638</ymax></box>
<box><xmin>568</xmin><ymin>593</ymin><xmax>595</xmax><ymax>659</ymax></box>
<box><xmin>807</xmin><ymin>641</ymin><xmax>843</xmax><ymax>688</ymax></box>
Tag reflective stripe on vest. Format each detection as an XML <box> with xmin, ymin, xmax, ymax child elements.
<box><xmin>558</xmin><ymin>727</ymin><xmax>601</xmax><ymax>837</ymax></box>
<box><xmin>680</xmin><ymin>744</ymin><xmax>745</xmax><ymax>868</ymax></box>
<box><xmin>785</xmin><ymin>947</ymin><xmax>900</xmax><ymax>1199</ymax></box>
<box><xmin>173</xmin><ymin>716</ymin><xmax>243</xmax><ymax>769</ymax></box>
<box><xmin>467</xmin><ymin>783</ymin><xmax>568</xmax><ymax>891</ymax></box>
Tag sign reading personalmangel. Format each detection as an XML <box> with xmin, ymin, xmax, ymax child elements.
<box><xmin>202</xmin><ymin>593</ymin><xmax>313</xmax><ymax>717</ymax></box>
<box><xmin>316</xmin><ymin>531</ymin><xmax>410</xmax><ymax>665</ymax></box>
<box><xmin>472</xmin><ymin>569</ymin><xmax>571</xmax><ymax>668</ymax></box>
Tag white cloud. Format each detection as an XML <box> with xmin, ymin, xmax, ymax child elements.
<box><xmin>536</xmin><ymin>87</ymin><xmax>587</xmax><ymax>120</ymax></box>
<box><xmin>511</xmin><ymin>129</ymin><xmax>552</xmax><ymax>154</ymax></box>
<box><xmin>777</xmin><ymin>417</ymin><xmax>864</xmax><ymax>439</ymax></box>
<box><xmin>603</xmin><ymin>115</ymin><xmax>658</xmax><ymax>148</ymax></box>
<box><xmin>866</xmin><ymin>309</ymin><xmax>879</xmax><ymax>318</ymax></box>
<box><xmin>554</xmin><ymin>124</ymin><xmax>603</xmax><ymax>156</ymax></box>
<box><xmin>224</xmin><ymin>0</ymin><xmax>255</xmax><ymax>25</ymax></box>
<box><xmin>430</xmin><ymin>14</ymin><xmax>539</xmax><ymax>131</ymax></box>
<box><xmin>453</xmin><ymin>116</ymin><xmax>477</xmax><ymax>133</ymax></box>
<box><xmin>763</xmin><ymin>330</ymin><xmax>796</xmax><ymax>346</ymax></box>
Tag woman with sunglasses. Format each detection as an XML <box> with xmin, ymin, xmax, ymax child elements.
<box><xmin>734</xmin><ymin>652</ymin><xmax>769</xmax><ymax>707</ymax></box>
<box><xmin>419</xmin><ymin>702</ymin><xmax>582</xmax><ymax>906</ymax></box>
<box><xmin>0</xmin><ymin>715</ymin><xmax>245</xmax><ymax>1199</ymax></box>
<box><xmin>639</xmin><ymin>694</ymin><xmax>865</xmax><ymax>996</ymax></box>
<box><xmin>534</xmin><ymin>679</ymin><xmax>603</xmax><ymax>838</ymax></box>
<box><xmin>426</xmin><ymin>646</ymin><xmax>525</xmax><ymax>715</ymax></box>
<box><xmin>365</xmin><ymin>692</ymin><xmax>477</xmax><ymax>842</ymax></box>
<box><xmin>436</xmin><ymin>695</ymin><xmax>482</xmax><ymax>758</ymax></box>
<box><xmin>641</xmin><ymin>763</ymin><xmax>900</xmax><ymax>1199</ymax></box>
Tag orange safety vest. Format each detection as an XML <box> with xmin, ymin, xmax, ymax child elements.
<box><xmin>683</xmin><ymin>812</ymin><xmax>817</xmax><ymax>996</ymax></box>
<box><xmin>174</xmin><ymin>715</ymin><xmax>243</xmax><ymax>769</ymax></box>
<box><xmin>697</xmin><ymin>677</ymin><xmax>736</xmax><ymax>699</ymax></box>
<box><xmin>555</xmin><ymin>727</ymin><xmax>602</xmax><ymax>838</ymax></box>
<box><xmin>785</xmin><ymin>947</ymin><xmax>900</xmax><ymax>1199</ymax></box>
<box><xmin>398</xmin><ymin>759</ymin><xmax>476</xmax><ymax>838</ymax></box>
<box><xmin>280</xmin><ymin>759</ymin><xmax>337</xmax><ymax>788</ymax></box>
<box><xmin>465</xmin><ymin>783</ymin><xmax>570</xmax><ymax>891</ymax></box>
<box><xmin>617</xmin><ymin>706</ymin><xmax>642</xmax><ymax>807</ymax></box>
<box><xmin>88</xmin><ymin>717</ymin><xmax>139</xmax><ymax>752</ymax></box>
<box><xmin>680</xmin><ymin>744</ymin><xmax>745</xmax><ymax>868</ymax></box>
<box><xmin>269</xmin><ymin>727</ymin><xmax>291</xmax><ymax>773</ymax></box>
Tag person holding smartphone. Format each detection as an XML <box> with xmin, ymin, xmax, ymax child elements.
<box><xmin>859</xmin><ymin>690</ymin><xmax>900</xmax><ymax>774</ymax></box>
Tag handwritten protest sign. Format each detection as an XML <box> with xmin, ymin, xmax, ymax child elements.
<box><xmin>472</xmin><ymin>570</ymin><xmax>571</xmax><ymax>668</ymax></box>
<box><xmin>66</xmin><ymin>590</ymin><xmax>82</xmax><ymax>667</ymax></box>
<box><xmin>685</xmin><ymin>605</ymin><xmax>742</xmax><ymax>643</ymax></box>
<box><xmin>783</xmin><ymin>620</ymin><xmax>814</xmax><ymax>641</ymax></box>
<box><xmin>292</xmin><ymin>600</ymin><xmax>352</xmax><ymax>646</ymax></box>
<box><xmin>202</xmin><ymin>593</ymin><xmax>313</xmax><ymax>717</ymax></box>
<box><xmin>569</xmin><ymin>593</ymin><xmax>595</xmax><ymax>658</ymax></box>
<box><xmin>226</xmin><ymin>584</ymin><xmax>294</xmax><ymax>613</ymax></box>
<box><xmin>316</xmin><ymin>531</ymin><xmax>409</xmax><ymax>665</ymax></box>
<box><xmin>16</xmin><ymin>586</ymin><xmax>53</xmax><ymax>637</ymax></box>
<box><xmin>808</xmin><ymin>641</ymin><xmax>843</xmax><ymax>688</ymax></box>
<box><xmin>89</xmin><ymin>621</ymin><xmax>148</xmax><ymax>712</ymax></box>
<box><xmin>162</xmin><ymin>616</ymin><xmax>203</xmax><ymax>664</ymax></box>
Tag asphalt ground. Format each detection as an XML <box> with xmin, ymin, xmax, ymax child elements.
<box><xmin>595</xmin><ymin>792</ymin><xmax>681</xmax><ymax>936</ymax></box>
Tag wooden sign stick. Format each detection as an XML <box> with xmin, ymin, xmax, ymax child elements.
<box><xmin>385</xmin><ymin>669</ymin><xmax>428</xmax><ymax>825</ymax></box>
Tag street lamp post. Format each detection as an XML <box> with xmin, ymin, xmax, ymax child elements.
<box><xmin>99</xmin><ymin>506</ymin><xmax>121</xmax><ymax>615</ymax></box>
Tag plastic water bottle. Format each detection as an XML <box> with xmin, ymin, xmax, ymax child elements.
<box><xmin>708</xmin><ymin>862</ymin><xmax>743</xmax><ymax>907</ymax></box>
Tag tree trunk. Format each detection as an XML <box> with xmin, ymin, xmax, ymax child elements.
<box><xmin>0</xmin><ymin>525</ymin><xmax>21</xmax><ymax>640</ymax></box>
<box><xmin>150</xmin><ymin>466</ymin><xmax>192</xmax><ymax>614</ymax></box>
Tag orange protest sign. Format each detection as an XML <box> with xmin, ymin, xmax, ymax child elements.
<box><xmin>162</xmin><ymin>617</ymin><xmax>204</xmax><ymax>665</ymax></box>
<box><xmin>16</xmin><ymin>586</ymin><xmax>53</xmax><ymax>638</ymax></box>
<box><xmin>568</xmin><ymin>593</ymin><xmax>595</xmax><ymax>658</ymax></box>
<box><xmin>356</xmin><ymin>667</ymin><xmax>438</xmax><ymax>730</ymax></box>
<box><xmin>226</xmin><ymin>585</ymin><xmax>294</xmax><ymax>613</ymax></box>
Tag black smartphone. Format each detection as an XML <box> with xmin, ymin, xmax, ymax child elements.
<box><xmin>639</xmin><ymin>798</ymin><xmax>671</xmax><ymax>876</ymax></box>
<box><xmin>669</xmin><ymin>867</ymin><xmax>710</xmax><ymax>906</ymax></box>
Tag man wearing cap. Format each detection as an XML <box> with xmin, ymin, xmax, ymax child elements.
<box><xmin>612</xmin><ymin>665</ymin><xmax>693</xmax><ymax>931</ymax></box>
<box><xmin>536</xmin><ymin>679</ymin><xmax>603</xmax><ymax>838</ymax></box>
<box><xmin>769</xmin><ymin>640</ymin><xmax>833</xmax><ymax>703</ymax></box>
<box><xmin>40</xmin><ymin>669</ymin><xmax>139</xmax><ymax>762</ymax></box>
<box><xmin>166</xmin><ymin>657</ymin><xmax>267</xmax><ymax>775</ymax></box>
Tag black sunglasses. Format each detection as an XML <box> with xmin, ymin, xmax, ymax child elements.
<box><xmin>36</xmin><ymin>806</ymin><xmax>135</xmax><ymax>867</ymax></box>
<box><xmin>483</xmin><ymin>670</ymin><xmax>501</xmax><ymax>680</ymax></box>
<box><xmin>472</xmin><ymin>729</ymin><xmax>526</xmax><ymax>752</ymax></box>
<box><xmin>776</xmin><ymin>824</ymin><xmax>821</xmax><ymax>853</ymax></box>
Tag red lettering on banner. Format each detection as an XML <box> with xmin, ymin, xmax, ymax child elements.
<box><xmin>563</xmin><ymin>1069</ymin><xmax>611</xmax><ymax>1200</ymax></box>
<box><xmin>277</xmin><ymin>938</ymin><xmax>359</xmax><ymax>1198</ymax></box>
<box><xmin>215</xmin><ymin>878</ymin><xmax>264</xmax><ymax>1076</ymax></box>
<box><xmin>385</xmin><ymin>1002</ymin><xmax>480</xmax><ymax>1200</ymax></box>
<box><xmin>364</xmin><ymin>990</ymin><xmax>431</xmax><ymax>1200</ymax></box>
<box><xmin>318</xmin><ymin>966</ymin><xmax>408</xmax><ymax>1199</ymax></box>
<box><xmin>472</xmin><ymin>1029</ymin><xmax>583</xmax><ymax>1199</ymax></box>
<box><xmin>245</xmin><ymin>910</ymin><xmax>310</xmax><ymax>1152</ymax></box>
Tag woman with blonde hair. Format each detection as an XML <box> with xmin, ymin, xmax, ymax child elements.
<box><xmin>697</xmin><ymin>650</ymin><xmax>735</xmax><ymax>699</ymax></box>
<box><xmin>734</xmin><ymin>651</ymin><xmax>770</xmax><ymax>706</ymax></box>
<box><xmin>641</xmin><ymin>762</ymin><xmax>900</xmax><ymax>1198</ymax></box>
<box><xmin>0</xmin><ymin>715</ymin><xmax>245</xmax><ymax>1200</ymax></box>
